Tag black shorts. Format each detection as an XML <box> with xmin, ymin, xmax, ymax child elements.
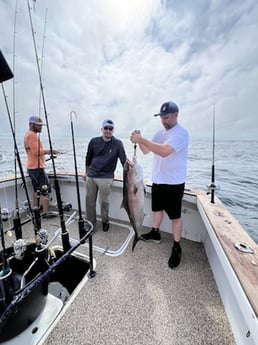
<box><xmin>151</xmin><ymin>183</ymin><xmax>185</xmax><ymax>219</ymax></box>
<box><xmin>28</xmin><ymin>168</ymin><xmax>51</xmax><ymax>194</ymax></box>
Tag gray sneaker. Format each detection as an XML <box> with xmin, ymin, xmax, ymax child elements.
<box><xmin>141</xmin><ymin>228</ymin><xmax>161</xmax><ymax>243</ymax></box>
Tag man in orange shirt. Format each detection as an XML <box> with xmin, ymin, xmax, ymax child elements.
<box><xmin>24</xmin><ymin>116</ymin><xmax>59</xmax><ymax>214</ymax></box>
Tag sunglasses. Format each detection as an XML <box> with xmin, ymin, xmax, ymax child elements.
<box><xmin>104</xmin><ymin>126</ymin><xmax>113</xmax><ymax>131</ymax></box>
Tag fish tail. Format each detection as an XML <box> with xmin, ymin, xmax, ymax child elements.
<box><xmin>132</xmin><ymin>233</ymin><xmax>140</xmax><ymax>251</ymax></box>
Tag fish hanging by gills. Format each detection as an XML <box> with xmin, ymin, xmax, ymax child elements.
<box><xmin>121</xmin><ymin>156</ymin><xmax>146</xmax><ymax>251</ymax></box>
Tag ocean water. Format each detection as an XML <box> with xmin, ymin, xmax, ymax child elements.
<box><xmin>1</xmin><ymin>136</ymin><xmax>257</xmax><ymax>244</ymax></box>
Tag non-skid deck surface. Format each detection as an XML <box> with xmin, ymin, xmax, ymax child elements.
<box><xmin>4</xmin><ymin>212</ymin><xmax>235</xmax><ymax>345</ymax></box>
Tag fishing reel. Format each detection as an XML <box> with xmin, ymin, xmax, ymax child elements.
<box><xmin>13</xmin><ymin>239</ymin><xmax>27</xmax><ymax>260</ymax></box>
<box><xmin>22</xmin><ymin>200</ymin><xmax>30</xmax><ymax>212</ymax></box>
<box><xmin>62</xmin><ymin>202</ymin><xmax>72</xmax><ymax>212</ymax></box>
<box><xmin>206</xmin><ymin>183</ymin><xmax>220</xmax><ymax>195</ymax></box>
<box><xmin>39</xmin><ymin>229</ymin><xmax>48</xmax><ymax>245</ymax></box>
<box><xmin>1</xmin><ymin>208</ymin><xmax>11</xmax><ymax>222</ymax></box>
<box><xmin>41</xmin><ymin>184</ymin><xmax>49</xmax><ymax>196</ymax></box>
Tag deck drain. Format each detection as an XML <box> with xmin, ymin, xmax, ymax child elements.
<box><xmin>32</xmin><ymin>327</ymin><xmax>39</xmax><ymax>334</ymax></box>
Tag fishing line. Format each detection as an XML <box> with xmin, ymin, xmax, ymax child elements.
<box><xmin>27</xmin><ymin>0</ymin><xmax>71</xmax><ymax>251</ymax></box>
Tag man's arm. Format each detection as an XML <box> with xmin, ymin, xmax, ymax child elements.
<box><xmin>131</xmin><ymin>131</ymin><xmax>174</xmax><ymax>157</ymax></box>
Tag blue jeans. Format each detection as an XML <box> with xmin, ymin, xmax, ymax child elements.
<box><xmin>85</xmin><ymin>177</ymin><xmax>113</xmax><ymax>226</ymax></box>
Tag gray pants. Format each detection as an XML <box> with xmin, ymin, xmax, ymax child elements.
<box><xmin>85</xmin><ymin>177</ymin><xmax>113</xmax><ymax>226</ymax></box>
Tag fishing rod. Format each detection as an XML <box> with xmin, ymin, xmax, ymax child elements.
<box><xmin>0</xmin><ymin>205</ymin><xmax>11</xmax><ymax>276</ymax></box>
<box><xmin>0</xmin><ymin>51</ymin><xmax>40</xmax><ymax>241</ymax></box>
<box><xmin>70</xmin><ymin>111</ymin><xmax>85</xmax><ymax>239</ymax></box>
<box><xmin>208</xmin><ymin>102</ymin><xmax>216</xmax><ymax>203</ymax></box>
<box><xmin>36</xmin><ymin>9</ymin><xmax>48</xmax><ymax>211</ymax></box>
<box><xmin>1</xmin><ymin>83</ymin><xmax>40</xmax><ymax>240</ymax></box>
<box><xmin>27</xmin><ymin>0</ymin><xmax>71</xmax><ymax>252</ymax></box>
<box><xmin>0</xmin><ymin>50</ymin><xmax>16</xmax><ymax>310</ymax></box>
<box><xmin>38</xmin><ymin>8</ymin><xmax>48</xmax><ymax>118</ymax></box>
<box><xmin>0</xmin><ymin>205</ymin><xmax>13</xmax><ymax>309</ymax></box>
<box><xmin>70</xmin><ymin>111</ymin><xmax>96</xmax><ymax>276</ymax></box>
<box><xmin>0</xmin><ymin>225</ymin><xmax>93</xmax><ymax>332</ymax></box>
<box><xmin>12</xmin><ymin>0</ymin><xmax>22</xmax><ymax>240</ymax></box>
<box><xmin>1</xmin><ymin>51</ymin><xmax>47</xmax><ymax>310</ymax></box>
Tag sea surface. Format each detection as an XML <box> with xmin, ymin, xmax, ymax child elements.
<box><xmin>1</xmin><ymin>135</ymin><xmax>257</xmax><ymax>244</ymax></box>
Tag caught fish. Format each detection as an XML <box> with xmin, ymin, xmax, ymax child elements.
<box><xmin>121</xmin><ymin>156</ymin><xmax>145</xmax><ymax>251</ymax></box>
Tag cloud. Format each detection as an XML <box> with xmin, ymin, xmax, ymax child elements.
<box><xmin>0</xmin><ymin>0</ymin><xmax>257</xmax><ymax>142</ymax></box>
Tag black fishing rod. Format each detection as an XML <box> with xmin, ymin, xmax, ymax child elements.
<box><xmin>0</xmin><ymin>205</ymin><xmax>13</xmax><ymax>309</ymax></box>
<box><xmin>1</xmin><ymin>83</ymin><xmax>40</xmax><ymax>239</ymax></box>
<box><xmin>0</xmin><ymin>205</ymin><xmax>11</xmax><ymax>276</ymax></box>
<box><xmin>38</xmin><ymin>8</ymin><xmax>48</xmax><ymax>118</ymax></box>
<box><xmin>12</xmin><ymin>0</ymin><xmax>22</xmax><ymax>240</ymax></box>
<box><xmin>70</xmin><ymin>111</ymin><xmax>85</xmax><ymax>239</ymax></box>
<box><xmin>0</xmin><ymin>50</ymin><xmax>45</xmax><ymax>310</ymax></box>
<box><xmin>0</xmin><ymin>226</ymin><xmax>93</xmax><ymax>333</ymax></box>
<box><xmin>208</xmin><ymin>102</ymin><xmax>216</xmax><ymax>203</ymax></box>
<box><xmin>0</xmin><ymin>51</ymin><xmax>39</xmax><ymax>240</ymax></box>
<box><xmin>70</xmin><ymin>111</ymin><xmax>96</xmax><ymax>276</ymax></box>
<box><xmin>0</xmin><ymin>50</ymin><xmax>16</xmax><ymax>310</ymax></box>
<box><xmin>27</xmin><ymin>0</ymin><xmax>71</xmax><ymax>252</ymax></box>
<box><xmin>36</xmin><ymin>8</ymin><xmax>48</xmax><ymax>210</ymax></box>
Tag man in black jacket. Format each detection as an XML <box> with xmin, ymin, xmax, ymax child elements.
<box><xmin>83</xmin><ymin>119</ymin><xmax>127</xmax><ymax>231</ymax></box>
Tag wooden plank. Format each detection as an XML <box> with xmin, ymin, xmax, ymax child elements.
<box><xmin>197</xmin><ymin>193</ymin><xmax>258</xmax><ymax>317</ymax></box>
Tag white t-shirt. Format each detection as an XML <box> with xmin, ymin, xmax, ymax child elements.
<box><xmin>151</xmin><ymin>124</ymin><xmax>189</xmax><ymax>184</ymax></box>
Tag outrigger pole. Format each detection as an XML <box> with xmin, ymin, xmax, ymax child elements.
<box><xmin>27</xmin><ymin>0</ymin><xmax>71</xmax><ymax>252</ymax></box>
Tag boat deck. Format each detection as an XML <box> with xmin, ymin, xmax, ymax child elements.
<box><xmin>4</xmin><ymin>211</ymin><xmax>235</xmax><ymax>345</ymax></box>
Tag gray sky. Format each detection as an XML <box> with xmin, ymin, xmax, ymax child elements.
<box><xmin>0</xmin><ymin>0</ymin><xmax>257</xmax><ymax>141</ymax></box>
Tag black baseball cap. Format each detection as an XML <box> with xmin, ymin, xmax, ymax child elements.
<box><xmin>154</xmin><ymin>101</ymin><xmax>179</xmax><ymax>116</ymax></box>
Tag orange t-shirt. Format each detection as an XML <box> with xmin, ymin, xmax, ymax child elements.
<box><xmin>24</xmin><ymin>130</ymin><xmax>45</xmax><ymax>169</ymax></box>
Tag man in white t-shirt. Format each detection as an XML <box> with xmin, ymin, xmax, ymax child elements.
<box><xmin>130</xmin><ymin>101</ymin><xmax>189</xmax><ymax>269</ymax></box>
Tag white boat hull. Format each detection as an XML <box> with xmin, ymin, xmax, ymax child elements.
<box><xmin>1</xmin><ymin>174</ymin><xmax>258</xmax><ymax>345</ymax></box>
